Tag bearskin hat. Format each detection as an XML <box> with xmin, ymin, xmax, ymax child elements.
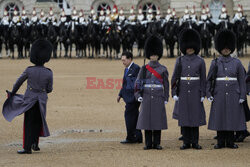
<box><xmin>144</xmin><ymin>35</ymin><xmax>163</xmax><ymax>60</ymax></box>
<box><xmin>30</xmin><ymin>39</ymin><xmax>53</xmax><ymax>65</ymax></box>
<box><xmin>179</xmin><ymin>28</ymin><xmax>201</xmax><ymax>55</ymax></box>
<box><xmin>215</xmin><ymin>29</ymin><xmax>236</xmax><ymax>55</ymax></box>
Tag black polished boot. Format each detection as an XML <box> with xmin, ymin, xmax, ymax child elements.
<box><xmin>17</xmin><ymin>149</ymin><xmax>32</xmax><ymax>154</ymax></box>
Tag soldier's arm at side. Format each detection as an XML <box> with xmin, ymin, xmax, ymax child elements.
<box><xmin>237</xmin><ymin>60</ymin><xmax>247</xmax><ymax>100</ymax></box>
<box><xmin>206</xmin><ymin>60</ymin><xmax>215</xmax><ymax>98</ymax></box>
<box><xmin>163</xmin><ymin>68</ymin><xmax>169</xmax><ymax>102</ymax></box>
<box><xmin>11</xmin><ymin>68</ymin><xmax>28</xmax><ymax>94</ymax></box>
<box><xmin>171</xmin><ymin>57</ymin><xmax>180</xmax><ymax>97</ymax></box>
<box><xmin>134</xmin><ymin>67</ymin><xmax>143</xmax><ymax>100</ymax></box>
<box><xmin>47</xmin><ymin>70</ymin><xmax>53</xmax><ymax>93</ymax></box>
<box><xmin>200</xmin><ymin>59</ymin><xmax>206</xmax><ymax>98</ymax></box>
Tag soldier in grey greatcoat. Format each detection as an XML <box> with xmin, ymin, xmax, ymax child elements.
<box><xmin>135</xmin><ymin>35</ymin><xmax>169</xmax><ymax>150</ymax></box>
<box><xmin>206</xmin><ymin>29</ymin><xmax>246</xmax><ymax>149</ymax></box>
<box><xmin>2</xmin><ymin>39</ymin><xmax>53</xmax><ymax>154</ymax></box>
<box><xmin>172</xmin><ymin>28</ymin><xmax>206</xmax><ymax>150</ymax></box>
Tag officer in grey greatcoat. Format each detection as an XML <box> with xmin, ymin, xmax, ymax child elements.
<box><xmin>206</xmin><ymin>29</ymin><xmax>247</xmax><ymax>149</ymax></box>
<box><xmin>3</xmin><ymin>39</ymin><xmax>53</xmax><ymax>154</ymax></box>
<box><xmin>135</xmin><ymin>35</ymin><xmax>169</xmax><ymax>150</ymax></box>
<box><xmin>172</xmin><ymin>28</ymin><xmax>206</xmax><ymax>150</ymax></box>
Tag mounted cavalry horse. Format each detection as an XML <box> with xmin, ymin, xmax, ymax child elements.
<box><xmin>9</xmin><ymin>24</ymin><xmax>23</xmax><ymax>59</ymax></box>
<box><xmin>163</xmin><ymin>20</ymin><xmax>179</xmax><ymax>57</ymax></box>
<box><xmin>47</xmin><ymin>21</ymin><xmax>58</xmax><ymax>58</ymax></box>
<box><xmin>107</xmin><ymin>22</ymin><xmax>121</xmax><ymax>59</ymax></box>
<box><xmin>233</xmin><ymin>20</ymin><xmax>248</xmax><ymax>57</ymax></box>
<box><xmin>58</xmin><ymin>23</ymin><xmax>69</xmax><ymax>58</ymax></box>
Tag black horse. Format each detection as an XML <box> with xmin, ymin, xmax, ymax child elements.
<box><xmin>122</xmin><ymin>25</ymin><xmax>136</xmax><ymax>53</ymax></box>
<box><xmin>107</xmin><ymin>23</ymin><xmax>121</xmax><ymax>59</ymax></box>
<box><xmin>164</xmin><ymin>20</ymin><xmax>178</xmax><ymax>57</ymax></box>
<box><xmin>9</xmin><ymin>24</ymin><xmax>22</xmax><ymax>59</ymax></box>
<box><xmin>21</xmin><ymin>23</ymin><xmax>31</xmax><ymax>58</ymax></box>
<box><xmin>233</xmin><ymin>20</ymin><xmax>247</xmax><ymax>57</ymax></box>
<box><xmin>87</xmin><ymin>21</ymin><xmax>102</xmax><ymax>58</ymax></box>
<box><xmin>59</xmin><ymin>24</ymin><xmax>70</xmax><ymax>58</ymax></box>
<box><xmin>68</xmin><ymin>21</ymin><xmax>79</xmax><ymax>58</ymax></box>
<box><xmin>47</xmin><ymin>22</ymin><xmax>58</xmax><ymax>58</ymax></box>
<box><xmin>136</xmin><ymin>23</ymin><xmax>147</xmax><ymax>57</ymax></box>
<box><xmin>199</xmin><ymin>21</ymin><xmax>212</xmax><ymax>57</ymax></box>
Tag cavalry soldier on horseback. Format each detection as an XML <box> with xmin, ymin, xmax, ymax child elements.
<box><xmin>165</xmin><ymin>6</ymin><xmax>173</xmax><ymax>23</ymax></box>
<box><xmin>89</xmin><ymin>6</ymin><xmax>98</xmax><ymax>24</ymax></box>
<box><xmin>206</xmin><ymin>4</ymin><xmax>212</xmax><ymax>19</ymax></box>
<box><xmin>10</xmin><ymin>8</ymin><xmax>21</xmax><ymax>27</ymax></box>
<box><xmin>118</xmin><ymin>7</ymin><xmax>126</xmax><ymax>24</ymax></box>
<box><xmin>30</xmin><ymin>8</ymin><xmax>39</xmax><ymax>25</ymax></box>
<box><xmin>146</xmin><ymin>7</ymin><xmax>154</xmax><ymax>23</ymax></box>
<box><xmin>39</xmin><ymin>9</ymin><xmax>48</xmax><ymax>25</ymax></box>
<box><xmin>190</xmin><ymin>6</ymin><xmax>198</xmax><ymax>24</ymax></box>
<box><xmin>2</xmin><ymin>9</ymin><xmax>10</xmax><ymax>27</ymax></box>
<box><xmin>79</xmin><ymin>9</ymin><xmax>87</xmax><ymax>26</ymax></box>
<box><xmin>47</xmin><ymin>7</ymin><xmax>57</xmax><ymax>26</ymax></box>
<box><xmin>155</xmin><ymin>7</ymin><xmax>161</xmax><ymax>22</ymax></box>
<box><xmin>199</xmin><ymin>5</ymin><xmax>208</xmax><ymax>23</ymax></box>
<box><xmin>105</xmin><ymin>8</ymin><xmax>111</xmax><ymax>25</ymax></box>
<box><xmin>128</xmin><ymin>6</ymin><xmax>136</xmax><ymax>25</ymax></box>
<box><xmin>181</xmin><ymin>6</ymin><xmax>190</xmax><ymax>25</ymax></box>
<box><xmin>99</xmin><ymin>8</ymin><xmax>106</xmax><ymax>23</ymax></box>
<box><xmin>232</xmin><ymin>4</ymin><xmax>243</xmax><ymax>23</ymax></box>
<box><xmin>21</xmin><ymin>7</ymin><xmax>29</xmax><ymax>26</ymax></box>
<box><xmin>59</xmin><ymin>9</ymin><xmax>69</xmax><ymax>27</ymax></box>
<box><xmin>111</xmin><ymin>5</ymin><xmax>119</xmax><ymax>23</ymax></box>
<box><xmin>137</xmin><ymin>6</ymin><xmax>145</xmax><ymax>25</ymax></box>
<box><xmin>71</xmin><ymin>7</ymin><xmax>79</xmax><ymax>23</ymax></box>
<box><xmin>218</xmin><ymin>4</ymin><xmax>230</xmax><ymax>22</ymax></box>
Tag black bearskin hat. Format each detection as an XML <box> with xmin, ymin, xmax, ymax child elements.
<box><xmin>179</xmin><ymin>28</ymin><xmax>201</xmax><ymax>55</ymax></box>
<box><xmin>215</xmin><ymin>29</ymin><xmax>236</xmax><ymax>55</ymax></box>
<box><xmin>144</xmin><ymin>35</ymin><xmax>163</xmax><ymax>60</ymax></box>
<box><xmin>30</xmin><ymin>39</ymin><xmax>53</xmax><ymax>65</ymax></box>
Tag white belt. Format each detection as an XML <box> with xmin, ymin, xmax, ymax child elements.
<box><xmin>180</xmin><ymin>77</ymin><xmax>200</xmax><ymax>81</ymax></box>
<box><xmin>216</xmin><ymin>77</ymin><xmax>237</xmax><ymax>81</ymax></box>
<box><xmin>144</xmin><ymin>84</ymin><xmax>163</xmax><ymax>88</ymax></box>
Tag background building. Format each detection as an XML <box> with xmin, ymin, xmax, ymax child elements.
<box><xmin>0</xmin><ymin>0</ymin><xmax>249</xmax><ymax>22</ymax></box>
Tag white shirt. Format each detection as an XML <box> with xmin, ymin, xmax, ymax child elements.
<box><xmin>127</xmin><ymin>62</ymin><xmax>134</xmax><ymax>71</ymax></box>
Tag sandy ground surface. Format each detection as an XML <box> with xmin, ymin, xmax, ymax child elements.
<box><xmin>0</xmin><ymin>51</ymin><xmax>250</xmax><ymax>167</ymax></box>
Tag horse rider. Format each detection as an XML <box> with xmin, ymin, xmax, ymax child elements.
<box><xmin>118</xmin><ymin>7</ymin><xmax>126</xmax><ymax>25</ymax></box>
<box><xmin>79</xmin><ymin>9</ymin><xmax>87</xmax><ymax>26</ymax></box>
<box><xmin>128</xmin><ymin>6</ymin><xmax>136</xmax><ymax>25</ymax></box>
<box><xmin>59</xmin><ymin>9</ymin><xmax>69</xmax><ymax>27</ymax></box>
<box><xmin>30</xmin><ymin>7</ymin><xmax>39</xmax><ymax>25</ymax></box>
<box><xmin>165</xmin><ymin>6</ymin><xmax>173</xmax><ymax>23</ymax></box>
<box><xmin>21</xmin><ymin>7</ymin><xmax>30</xmax><ymax>26</ymax></box>
<box><xmin>155</xmin><ymin>7</ymin><xmax>162</xmax><ymax>22</ymax></box>
<box><xmin>137</xmin><ymin>6</ymin><xmax>146</xmax><ymax>25</ymax></box>
<box><xmin>10</xmin><ymin>8</ymin><xmax>21</xmax><ymax>27</ymax></box>
<box><xmin>146</xmin><ymin>7</ymin><xmax>154</xmax><ymax>23</ymax></box>
<box><xmin>105</xmin><ymin>8</ymin><xmax>111</xmax><ymax>25</ymax></box>
<box><xmin>232</xmin><ymin>4</ymin><xmax>243</xmax><ymax>23</ymax></box>
<box><xmin>47</xmin><ymin>7</ymin><xmax>57</xmax><ymax>26</ymax></box>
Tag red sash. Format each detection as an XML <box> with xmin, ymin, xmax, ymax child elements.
<box><xmin>146</xmin><ymin>65</ymin><xmax>163</xmax><ymax>83</ymax></box>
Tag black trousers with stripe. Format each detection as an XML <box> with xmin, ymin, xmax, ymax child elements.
<box><xmin>23</xmin><ymin>102</ymin><xmax>42</xmax><ymax>151</ymax></box>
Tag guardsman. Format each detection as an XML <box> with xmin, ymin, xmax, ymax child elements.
<box><xmin>199</xmin><ymin>5</ymin><xmax>208</xmax><ymax>24</ymax></box>
<box><xmin>165</xmin><ymin>6</ymin><xmax>172</xmax><ymax>22</ymax></box>
<box><xmin>79</xmin><ymin>9</ymin><xmax>87</xmax><ymax>26</ymax></box>
<box><xmin>190</xmin><ymin>5</ymin><xmax>198</xmax><ymax>23</ymax></box>
<box><xmin>30</xmin><ymin>8</ymin><xmax>39</xmax><ymax>25</ymax></box>
<box><xmin>181</xmin><ymin>6</ymin><xmax>190</xmax><ymax>24</ymax></box>
<box><xmin>137</xmin><ymin>6</ymin><xmax>145</xmax><ymax>25</ymax></box>
<box><xmin>218</xmin><ymin>4</ymin><xmax>230</xmax><ymax>21</ymax></box>
<box><xmin>39</xmin><ymin>9</ymin><xmax>47</xmax><ymax>25</ymax></box>
<box><xmin>206</xmin><ymin>29</ymin><xmax>247</xmax><ymax>149</ymax></box>
<box><xmin>172</xmin><ymin>28</ymin><xmax>206</xmax><ymax>150</ymax></box>
<box><xmin>232</xmin><ymin>4</ymin><xmax>243</xmax><ymax>23</ymax></box>
<box><xmin>111</xmin><ymin>4</ymin><xmax>119</xmax><ymax>22</ymax></box>
<box><xmin>10</xmin><ymin>8</ymin><xmax>21</xmax><ymax>27</ymax></box>
<box><xmin>118</xmin><ymin>7</ymin><xmax>126</xmax><ymax>24</ymax></box>
<box><xmin>128</xmin><ymin>6</ymin><xmax>136</xmax><ymax>25</ymax></box>
<box><xmin>47</xmin><ymin>7</ymin><xmax>57</xmax><ymax>26</ymax></box>
<box><xmin>21</xmin><ymin>7</ymin><xmax>29</xmax><ymax>25</ymax></box>
<box><xmin>1</xmin><ymin>9</ymin><xmax>10</xmax><ymax>26</ymax></box>
<box><xmin>105</xmin><ymin>8</ymin><xmax>111</xmax><ymax>25</ymax></box>
<box><xmin>99</xmin><ymin>8</ymin><xmax>105</xmax><ymax>23</ymax></box>
<box><xmin>146</xmin><ymin>7</ymin><xmax>154</xmax><ymax>22</ymax></box>
<box><xmin>135</xmin><ymin>35</ymin><xmax>169</xmax><ymax>150</ymax></box>
<box><xmin>155</xmin><ymin>7</ymin><xmax>161</xmax><ymax>21</ymax></box>
<box><xmin>71</xmin><ymin>7</ymin><xmax>79</xmax><ymax>23</ymax></box>
<box><xmin>3</xmin><ymin>39</ymin><xmax>53</xmax><ymax>154</ymax></box>
<box><xmin>206</xmin><ymin>4</ymin><xmax>212</xmax><ymax>19</ymax></box>
<box><xmin>59</xmin><ymin>9</ymin><xmax>68</xmax><ymax>27</ymax></box>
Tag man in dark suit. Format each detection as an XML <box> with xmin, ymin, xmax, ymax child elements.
<box><xmin>117</xmin><ymin>51</ymin><xmax>142</xmax><ymax>144</ymax></box>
